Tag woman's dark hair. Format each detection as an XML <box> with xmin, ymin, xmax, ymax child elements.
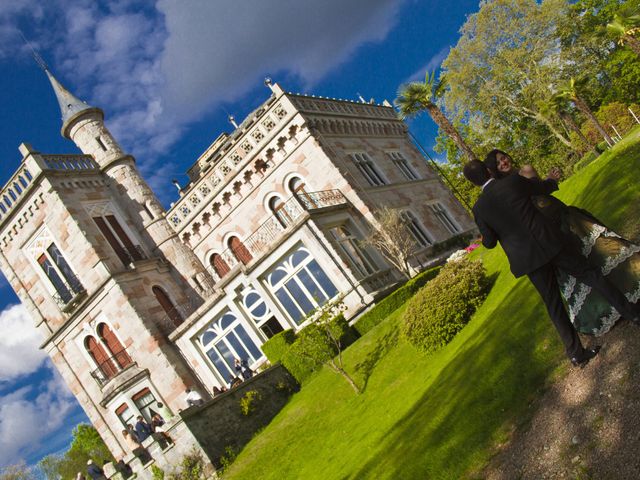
<box><xmin>484</xmin><ymin>149</ymin><xmax>515</xmax><ymax>179</ymax></box>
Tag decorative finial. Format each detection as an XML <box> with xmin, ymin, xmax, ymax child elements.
<box><xmin>19</xmin><ymin>30</ymin><xmax>49</xmax><ymax>72</ymax></box>
<box><xmin>356</xmin><ymin>93</ymin><xmax>366</xmax><ymax>103</ymax></box>
<box><xmin>172</xmin><ymin>179</ymin><xmax>181</xmax><ymax>191</ymax></box>
<box><xmin>228</xmin><ymin>115</ymin><xmax>239</xmax><ymax>129</ymax></box>
<box><xmin>264</xmin><ymin>76</ymin><xmax>272</xmax><ymax>87</ymax></box>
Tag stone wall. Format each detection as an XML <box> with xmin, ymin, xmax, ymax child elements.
<box><xmin>180</xmin><ymin>364</ymin><xmax>299</xmax><ymax>465</ymax></box>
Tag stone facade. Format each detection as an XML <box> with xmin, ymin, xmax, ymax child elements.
<box><xmin>0</xmin><ymin>77</ymin><xmax>474</xmax><ymax>473</ymax></box>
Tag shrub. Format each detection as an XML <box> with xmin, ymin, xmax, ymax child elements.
<box><xmin>261</xmin><ymin>329</ymin><xmax>296</xmax><ymax>364</ymax></box>
<box><xmin>219</xmin><ymin>446</ymin><xmax>237</xmax><ymax>473</ymax></box>
<box><xmin>239</xmin><ymin>390</ymin><xmax>262</xmax><ymax>416</ymax></box>
<box><xmin>354</xmin><ymin>266</ymin><xmax>441</xmax><ymax>336</ymax></box>
<box><xmin>282</xmin><ymin>313</ymin><xmax>359</xmax><ymax>386</ymax></box>
<box><xmin>573</xmin><ymin>150</ymin><xmax>600</xmax><ymax>172</ymax></box>
<box><xmin>401</xmin><ymin>259</ymin><xmax>490</xmax><ymax>354</ymax></box>
<box><xmin>151</xmin><ymin>465</ymin><xmax>165</xmax><ymax>480</ymax></box>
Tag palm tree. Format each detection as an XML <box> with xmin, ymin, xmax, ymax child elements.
<box><xmin>555</xmin><ymin>78</ymin><xmax>613</xmax><ymax>146</ymax></box>
<box><xmin>547</xmin><ymin>96</ymin><xmax>598</xmax><ymax>156</ymax></box>
<box><xmin>607</xmin><ymin>9</ymin><xmax>640</xmax><ymax>57</ymax></box>
<box><xmin>395</xmin><ymin>71</ymin><xmax>478</xmax><ymax>162</ymax></box>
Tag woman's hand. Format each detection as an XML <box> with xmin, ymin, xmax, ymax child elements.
<box><xmin>547</xmin><ymin>167</ymin><xmax>562</xmax><ymax>181</ymax></box>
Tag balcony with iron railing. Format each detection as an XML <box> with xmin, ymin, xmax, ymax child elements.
<box><xmin>90</xmin><ymin>350</ymin><xmax>134</xmax><ymax>388</ymax></box>
<box><xmin>206</xmin><ymin>189</ymin><xmax>349</xmax><ymax>283</ymax></box>
<box><xmin>52</xmin><ymin>275</ymin><xmax>87</xmax><ymax>313</ymax></box>
<box><xmin>122</xmin><ymin>245</ymin><xmax>147</xmax><ymax>265</ymax></box>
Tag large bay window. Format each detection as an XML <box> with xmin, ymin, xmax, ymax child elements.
<box><xmin>266</xmin><ymin>247</ymin><xmax>338</xmax><ymax>324</ymax></box>
<box><xmin>200</xmin><ymin>312</ymin><xmax>263</xmax><ymax>383</ymax></box>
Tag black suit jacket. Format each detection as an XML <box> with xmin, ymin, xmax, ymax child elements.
<box><xmin>472</xmin><ymin>174</ymin><xmax>563</xmax><ymax>278</ymax></box>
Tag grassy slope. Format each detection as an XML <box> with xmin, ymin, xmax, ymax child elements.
<box><xmin>222</xmin><ymin>129</ymin><xmax>640</xmax><ymax>480</ymax></box>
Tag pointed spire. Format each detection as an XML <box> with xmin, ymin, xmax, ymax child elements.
<box><xmin>20</xmin><ymin>32</ymin><xmax>103</xmax><ymax>137</ymax></box>
<box><xmin>45</xmin><ymin>70</ymin><xmax>103</xmax><ymax>137</ymax></box>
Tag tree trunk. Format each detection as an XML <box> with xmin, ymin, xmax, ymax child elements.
<box><xmin>624</xmin><ymin>34</ymin><xmax>640</xmax><ymax>57</ymax></box>
<box><xmin>328</xmin><ymin>360</ymin><xmax>361</xmax><ymax>394</ymax></box>
<box><xmin>559</xmin><ymin>111</ymin><xmax>599</xmax><ymax>155</ymax></box>
<box><xmin>534</xmin><ymin>112</ymin><xmax>575</xmax><ymax>148</ymax></box>
<box><xmin>426</xmin><ymin>105</ymin><xmax>478</xmax><ymax>162</ymax></box>
<box><xmin>573</xmin><ymin>95</ymin><xmax>614</xmax><ymax>145</ymax></box>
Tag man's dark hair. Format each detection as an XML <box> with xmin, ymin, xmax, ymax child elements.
<box><xmin>463</xmin><ymin>160</ymin><xmax>491</xmax><ymax>186</ymax></box>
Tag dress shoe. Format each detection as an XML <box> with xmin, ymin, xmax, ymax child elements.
<box><xmin>570</xmin><ymin>346</ymin><xmax>601</xmax><ymax>368</ymax></box>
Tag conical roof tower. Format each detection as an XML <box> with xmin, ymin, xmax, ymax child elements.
<box><xmin>44</xmin><ymin>69</ymin><xmax>103</xmax><ymax>138</ymax></box>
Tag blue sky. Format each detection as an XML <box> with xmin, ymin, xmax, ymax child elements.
<box><xmin>0</xmin><ymin>0</ymin><xmax>480</xmax><ymax>468</ymax></box>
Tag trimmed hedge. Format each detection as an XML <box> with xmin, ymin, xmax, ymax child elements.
<box><xmin>401</xmin><ymin>259</ymin><xmax>489</xmax><ymax>355</ymax></box>
<box><xmin>261</xmin><ymin>329</ymin><xmax>297</xmax><ymax>364</ymax></box>
<box><xmin>573</xmin><ymin>150</ymin><xmax>600</xmax><ymax>172</ymax></box>
<box><xmin>354</xmin><ymin>266</ymin><xmax>441</xmax><ymax>336</ymax></box>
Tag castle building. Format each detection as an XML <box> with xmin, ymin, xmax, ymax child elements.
<box><xmin>0</xmin><ymin>72</ymin><xmax>473</xmax><ymax>471</ymax></box>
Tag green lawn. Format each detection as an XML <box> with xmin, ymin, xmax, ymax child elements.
<box><xmin>222</xmin><ymin>129</ymin><xmax>640</xmax><ymax>480</ymax></box>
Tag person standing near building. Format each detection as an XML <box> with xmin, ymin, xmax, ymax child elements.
<box><xmin>86</xmin><ymin>460</ymin><xmax>106</xmax><ymax>480</ymax></box>
<box><xmin>185</xmin><ymin>388</ymin><xmax>204</xmax><ymax>407</ymax></box>
<box><xmin>134</xmin><ymin>415</ymin><xmax>152</xmax><ymax>442</ymax></box>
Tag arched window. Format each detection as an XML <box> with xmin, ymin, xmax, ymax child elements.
<box><xmin>97</xmin><ymin>323</ymin><xmax>131</xmax><ymax>369</ymax></box>
<box><xmin>268</xmin><ymin>196</ymin><xmax>291</xmax><ymax>227</ymax></box>
<box><xmin>289</xmin><ymin>177</ymin><xmax>316</xmax><ymax>209</ymax></box>
<box><xmin>210</xmin><ymin>253</ymin><xmax>231</xmax><ymax>280</ymax></box>
<box><xmin>266</xmin><ymin>246</ymin><xmax>338</xmax><ymax>324</ymax></box>
<box><xmin>229</xmin><ymin>236</ymin><xmax>252</xmax><ymax>265</ymax></box>
<box><xmin>200</xmin><ymin>311</ymin><xmax>262</xmax><ymax>383</ymax></box>
<box><xmin>152</xmin><ymin>286</ymin><xmax>183</xmax><ymax>327</ymax></box>
<box><xmin>85</xmin><ymin>336</ymin><xmax>117</xmax><ymax>380</ymax></box>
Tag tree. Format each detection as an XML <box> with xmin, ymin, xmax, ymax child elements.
<box><xmin>442</xmin><ymin>0</ymin><xmax>576</xmax><ymax>152</ymax></box>
<box><xmin>556</xmin><ymin>77</ymin><xmax>615</xmax><ymax>145</ymax></box>
<box><xmin>360</xmin><ymin>207</ymin><xmax>418</xmax><ymax>279</ymax></box>
<box><xmin>289</xmin><ymin>300</ymin><xmax>361</xmax><ymax>394</ymax></box>
<box><xmin>607</xmin><ymin>8</ymin><xmax>640</xmax><ymax>56</ymax></box>
<box><xmin>38</xmin><ymin>424</ymin><xmax>114</xmax><ymax>480</ymax></box>
<box><xmin>0</xmin><ymin>462</ymin><xmax>34</xmax><ymax>480</ymax></box>
<box><xmin>395</xmin><ymin>71</ymin><xmax>478</xmax><ymax>162</ymax></box>
<box><xmin>545</xmin><ymin>96</ymin><xmax>598</xmax><ymax>154</ymax></box>
<box><xmin>37</xmin><ymin>455</ymin><xmax>62</xmax><ymax>480</ymax></box>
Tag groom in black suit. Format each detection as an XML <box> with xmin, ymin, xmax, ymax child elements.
<box><xmin>463</xmin><ymin>160</ymin><xmax>639</xmax><ymax>366</ymax></box>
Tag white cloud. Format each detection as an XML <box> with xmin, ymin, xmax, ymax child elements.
<box><xmin>404</xmin><ymin>46</ymin><xmax>450</xmax><ymax>83</ymax></box>
<box><xmin>0</xmin><ymin>304</ymin><xmax>46</xmax><ymax>381</ymax></box>
<box><xmin>0</xmin><ymin>365</ymin><xmax>77</xmax><ymax>467</ymax></box>
<box><xmin>4</xmin><ymin>1</ymin><xmax>405</xmax><ymax>179</ymax></box>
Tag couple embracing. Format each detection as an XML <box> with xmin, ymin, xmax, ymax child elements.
<box><xmin>463</xmin><ymin>151</ymin><xmax>640</xmax><ymax>367</ymax></box>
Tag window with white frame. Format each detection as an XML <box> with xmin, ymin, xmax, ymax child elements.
<box><xmin>200</xmin><ymin>311</ymin><xmax>263</xmax><ymax>383</ymax></box>
<box><xmin>266</xmin><ymin>246</ymin><xmax>338</xmax><ymax>324</ymax></box>
<box><xmin>242</xmin><ymin>289</ymin><xmax>285</xmax><ymax>338</ymax></box>
<box><xmin>429</xmin><ymin>202</ymin><xmax>461</xmax><ymax>234</ymax></box>
<box><xmin>37</xmin><ymin>243</ymin><xmax>83</xmax><ymax>304</ymax></box>
<box><xmin>133</xmin><ymin>388</ymin><xmax>158</xmax><ymax>422</ymax></box>
<box><xmin>349</xmin><ymin>152</ymin><xmax>387</xmax><ymax>186</ymax></box>
<box><xmin>388</xmin><ymin>151</ymin><xmax>419</xmax><ymax>180</ymax></box>
<box><xmin>401</xmin><ymin>211</ymin><xmax>433</xmax><ymax>247</ymax></box>
<box><xmin>328</xmin><ymin>225</ymin><xmax>377</xmax><ymax>278</ymax></box>
<box><xmin>116</xmin><ymin>402</ymin><xmax>135</xmax><ymax>428</ymax></box>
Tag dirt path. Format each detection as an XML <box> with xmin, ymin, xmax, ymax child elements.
<box><xmin>482</xmin><ymin>320</ymin><xmax>640</xmax><ymax>479</ymax></box>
